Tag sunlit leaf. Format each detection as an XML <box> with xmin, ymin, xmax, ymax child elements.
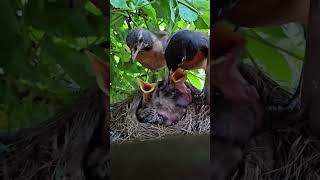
<box><xmin>177</xmin><ymin>0</ymin><xmax>198</xmax><ymax>22</ymax></box>
<box><xmin>187</xmin><ymin>72</ymin><xmax>203</xmax><ymax>90</ymax></box>
<box><xmin>246</xmin><ymin>36</ymin><xmax>292</xmax><ymax>85</ymax></box>
<box><xmin>111</xmin><ymin>0</ymin><xmax>129</xmax><ymax>9</ymax></box>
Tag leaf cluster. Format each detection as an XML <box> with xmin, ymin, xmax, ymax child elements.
<box><xmin>0</xmin><ymin>0</ymin><xmax>106</xmax><ymax>129</ymax></box>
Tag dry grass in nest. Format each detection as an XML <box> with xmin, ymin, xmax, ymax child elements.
<box><xmin>110</xmin><ymin>90</ymin><xmax>210</xmax><ymax>144</ymax></box>
<box><xmin>0</xmin><ymin>89</ymin><xmax>108</xmax><ymax>180</ymax></box>
<box><xmin>236</xmin><ymin>63</ymin><xmax>320</xmax><ymax>180</ymax></box>
<box><xmin>237</xmin><ymin>123</ymin><xmax>320</xmax><ymax>180</ymax></box>
<box><xmin>111</xmin><ymin>63</ymin><xmax>320</xmax><ymax>179</ymax></box>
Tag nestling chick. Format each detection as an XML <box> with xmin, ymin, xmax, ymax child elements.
<box><xmin>136</xmin><ymin>68</ymin><xmax>192</xmax><ymax>126</ymax></box>
<box><xmin>210</xmin><ymin>24</ymin><xmax>264</xmax><ymax>180</ymax></box>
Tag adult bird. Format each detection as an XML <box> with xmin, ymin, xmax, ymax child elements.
<box><xmin>126</xmin><ymin>27</ymin><xmax>169</xmax><ymax>71</ymax></box>
<box><xmin>165</xmin><ymin>30</ymin><xmax>209</xmax><ymax>72</ymax></box>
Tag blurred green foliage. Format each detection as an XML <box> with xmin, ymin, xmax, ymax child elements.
<box><xmin>110</xmin><ymin>0</ymin><xmax>210</xmax><ymax>103</ymax></box>
<box><xmin>0</xmin><ymin>0</ymin><xmax>305</xmax><ymax>131</ymax></box>
<box><xmin>240</xmin><ymin>24</ymin><xmax>305</xmax><ymax>91</ymax></box>
<box><xmin>0</xmin><ymin>0</ymin><xmax>107</xmax><ymax>130</ymax></box>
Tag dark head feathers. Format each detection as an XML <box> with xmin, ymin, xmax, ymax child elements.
<box><xmin>165</xmin><ymin>30</ymin><xmax>209</xmax><ymax>71</ymax></box>
<box><xmin>126</xmin><ymin>28</ymin><xmax>154</xmax><ymax>50</ymax></box>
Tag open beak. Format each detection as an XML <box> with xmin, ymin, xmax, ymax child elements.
<box><xmin>138</xmin><ymin>79</ymin><xmax>157</xmax><ymax>103</ymax></box>
<box><xmin>170</xmin><ymin>68</ymin><xmax>192</xmax><ymax>103</ymax></box>
<box><xmin>171</xmin><ymin>68</ymin><xmax>187</xmax><ymax>83</ymax></box>
<box><xmin>130</xmin><ymin>44</ymin><xmax>144</xmax><ymax>64</ymax></box>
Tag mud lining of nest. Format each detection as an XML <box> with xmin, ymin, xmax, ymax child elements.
<box><xmin>110</xmin><ymin>90</ymin><xmax>210</xmax><ymax>144</ymax></box>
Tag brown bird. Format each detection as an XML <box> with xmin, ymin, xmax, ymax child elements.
<box><xmin>126</xmin><ymin>27</ymin><xmax>169</xmax><ymax>71</ymax></box>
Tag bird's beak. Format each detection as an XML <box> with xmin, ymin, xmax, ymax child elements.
<box><xmin>130</xmin><ymin>50</ymin><xmax>136</xmax><ymax>64</ymax></box>
<box><xmin>130</xmin><ymin>43</ymin><xmax>144</xmax><ymax>64</ymax></box>
<box><xmin>170</xmin><ymin>68</ymin><xmax>191</xmax><ymax>102</ymax></box>
<box><xmin>138</xmin><ymin>79</ymin><xmax>157</xmax><ymax>93</ymax></box>
<box><xmin>171</xmin><ymin>68</ymin><xmax>187</xmax><ymax>84</ymax></box>
<box><xmin>137</xmin><ymin>79</ymin><xmax>157</xmax><ymax>103</ymax></box>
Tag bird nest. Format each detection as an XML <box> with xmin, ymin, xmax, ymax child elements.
<box><xmin>110</xmin><ymin>63</ymin><xmax>320</xmax><ymax>179</ymax></box>
<box><xmin>1</xmin><ymin>63</ymin><xmax>319</xmax><ymax>180</ymax></box>
<box><xmin>0</xmin><ymin>89</ymin><xmax>108</xmax><ymax>180</ymax></box>
<box><xmin>110</xmin><ymin>90</ymin><xmax>210</xmax><ymax>144</ymax></box>
<box><xmin>236</xmin><ymin>64</ymin><xmax>320</xmax><ymax>179</ymax></box>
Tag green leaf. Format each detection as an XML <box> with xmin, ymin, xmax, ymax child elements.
<box><xmin>143</xmin><ymin>5</ymin><xmax>157</xmax><ymax>21</ymax></box>
<box><xmin>194</xmin><ymin>16</ymin><xmax>209</xmax><ymax>29</ymax></box>
<box><xmin>111</xmin><ymin>0</ymin><xmax>129</xmax><ymax>9</ymax></box>
<box><xmin>177</xmin><ymin>0</ymin><xmax>198</xmax><ymax>22</ymax></box>
<box><xmin>85</xmin><ymin>1</ymin><xmax>103</xmax><ymax>15</ymax></box>
<box><xmin>0</xmin><ymin>0</ymin><xmax>107</xmax><ymax>129</ymax></box>
<box><xmin>0</xmin><ymin>110</ymin><xmax>9</xmax><ymax>129</ymax></box>
<box><xmin>187</xmin><ymin>75</ymin><xmax>202</xmax><ymax>90</ymax></box>
<box><xmin>187</xmin><ymin>70</ymin><xmax>204</xmax><ymax>90</ymax></box>
<box><xmin>169</xmin><ymin>0</ymin><xmax>175</xmax><ymax>23</ymax></box>
<box><xmin>41</xmin><ymin>38</ymin><xmax>95</xmax><ymax>89</ymax></box>
<box><xmin>25</xmin><ymin>0</ymin><xmax>105</xmax><ymax>38</ymax></box>
<box><xmin>152</xmin><ymin>1</ymin><xmax>169</xmax><ymax>18</ymax></box>
<box><xmin>246</xmin><ymin>37</ymin><xmax>292</xmax><ymax>85</ymax></box>
<box><xmin>29</xmin><ymin>27</ymin><xmax>45</xmax><ymax>41</ymax></box>
<box><xmin>199</xmin><ymin>11</ymin><xmax>210</xmax><ymax>27</ymax></box>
